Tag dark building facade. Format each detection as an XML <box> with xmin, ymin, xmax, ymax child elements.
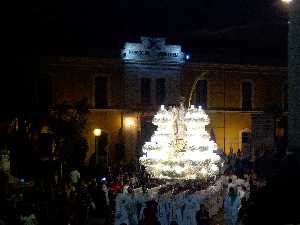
<box><xmin>46</xmin><ymin>37</ymin><xmax>287</xmax><ymax>164</ymax></box>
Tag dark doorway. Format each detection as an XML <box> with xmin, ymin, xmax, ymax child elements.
<box><xmin>96</xmin><ymin>132</ymin><xmax>108</xmax><ymax>173</ymax></box>
<box><xmin>141</xmin><ymin>78</ymin><xmax>151</xmax><ymax>105</ymax></box>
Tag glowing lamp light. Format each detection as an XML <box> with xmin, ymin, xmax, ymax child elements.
<box><xmin>93</xmin><ymin>128</ymin><xmax>102</xmax><ymax>137</ymax></box>
<box><xmin>160</xmin><ymin>105</ymin><xmax>165</xmax><ymax>110</ymax></box>
<box><xmin>191</xmin><ymin>105</ymin><xmax>195</xmax><ymax>109</ymax></box>
<box><xmin>282</xmin><ymin>0</ymin><xmax>292</xmax><ymax>3</ymax></box>
<box><xmin>185</xmin><ymin>54</ymin><xmax>191</xmax><ymax>60</ymax></box>
<box><xmin>125</xmin><ymin>118</ymin><xmax>135</xmax><ymax>127</ymax></box>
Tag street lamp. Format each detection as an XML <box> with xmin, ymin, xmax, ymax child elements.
<box><xmin>125</xmin><ymin>117</ymin><xmax>135</xmax><ymax>127</ymax></box>
<box><xmin>93</xmin><ymin>128</ymin><xmax>101</xmax><ymax>167</ymax></box>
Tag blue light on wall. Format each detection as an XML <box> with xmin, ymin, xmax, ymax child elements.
<box><xmin>185</xmin><ymin>54</ymin><xmax>191</xmax><ymax>60</ymax></box>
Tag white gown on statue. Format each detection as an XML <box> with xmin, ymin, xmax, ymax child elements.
<box><xmin>182</xmin><ymin>193</ymin><xmax>198</xmax><ymax>225</ymax></box>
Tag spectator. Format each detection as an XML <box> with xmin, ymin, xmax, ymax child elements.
<box><xmin>138</xmin><ymin>201</ymin><xmax>161</xmax><ymax>225</ymax></box>
<box><xmin>63</xmin><ymin>183</ymin><xmax>77</xmax><ymax>225</ymax></box>
<box><xmin>195</xmin><ymin>203</ymin><xmax>209</xmax><ymax>225</ymax></box>
<box><xmin>76</xmin><ymin>181</ymin><xmax>95</xmax><ymax>225</ymax></box>
<box><xmin>100</xmin><ymin>182</ymin><xmax>113</xmax><ymax>224</ymax></box>
<box><xmin>228</xmin><ymin>148</ymin><xmax>236</xmax><ymax>173</ymax></box>
<box><xmin>238</xmin><ymin>186</ymin><xmax>248</xmax><ymax>200</ymax></box>
<box><xmin>227</xmin><ymin>178</ymin><xmax>236</xmax><ymax>194</ymax></box>
<box><xmin>237</xmin><ymin>197</ymin><xmax>248</xmax><ymax>225</ymax></box>
<box><xmin>69</xmin><ymin>168</ymin><xmax>80</xmax><ymax>187</ymax></box>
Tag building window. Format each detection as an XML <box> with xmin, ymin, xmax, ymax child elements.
<box><xmin>242</xmin><ymin>131</ymin><xmax>251</xmax><ymax>144</ymax></box>
<box><xmin>141</xmin><ymin>78</ymin><xmax>151</xmax><ymax>104</ymax></box>
<box><xmin>156</xmin><ymin>78</ymin><xmax>166</xmax><ymax>105</ymax></box>
<box><xmin>240</xmin><ymin>129</ymin><xmax>251</xmax><ymax>152</ymax></box>
<box><xmin>196</xmin><ymin>80</ymin><xmax>207</xmax><ymax>109</ymax></box>
<box><xmin>95</xmin><ymin>76</ymin><xmax>108</xmax><ymax>108</ymax></box>
<box><xmin>283</xmin><ymin>83</ymin><xmax>288</xmax><ymax>112</ymax></box>
<box><xmin>241</xmin><ymin>81</ymin><xmax>252</xmax><ymax>111</ymax></box>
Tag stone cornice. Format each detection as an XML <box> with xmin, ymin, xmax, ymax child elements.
<box><xmin>47</xmin><ymin>56</ymin><xmax>287</xmax><ymax>74</ymax></box>
<box><xmin>183</xmin><ymin>62</ymin><xmax>287</xmax><ymax>74</ymax></box>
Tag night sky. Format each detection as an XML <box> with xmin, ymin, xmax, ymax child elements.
<box><xmin>2</xmin><ymin>0</ymin><xmax>288</xmax><ymax>111</ymax></box>
<box><xmin>10</xmin><ymin>0</ymin><xmax>288</xmax><ymax>56</ymax></box>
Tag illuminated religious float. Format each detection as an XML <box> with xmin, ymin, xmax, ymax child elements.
<box><xmin>140</xmin><ymin>103</ymin><xmax>223</xmax><ymax>180</ymax></box>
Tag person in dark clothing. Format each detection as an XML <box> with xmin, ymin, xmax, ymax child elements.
<box><xmin>76</xmin><ymin>181</ymin><xmax>95</xmax><ymax>225</ymax></box>
<box><xmin>100</xmin><ymin>182</ymin><xmax>113</xmax><ymax>224</ymax></box>
<box><xmin>139</xmin><ymin>201</ymin><xmax>161</xmax><ymax>225</ymax></box>
<box><xmin>237</xmin><ymin>197</ymin><xmax>248</xmax><ymax>225</ymax></box>
<box><xmin>196</xmin><ymin>204</ymin><xmax>210</xmax><ymax>225</ymax></box>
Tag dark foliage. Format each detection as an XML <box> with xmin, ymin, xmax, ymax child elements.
<box><xmin>48</xmin><ymin>98</ymin><xmax>89</xmax><ymax>170</ymax></box>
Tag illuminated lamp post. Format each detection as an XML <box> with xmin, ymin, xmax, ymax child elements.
<box><xmin>93</xmin><ymin>128</ymin><xmax>101</xmax><ymax>168</ymax></box>
<box><xmin>125</xmin><ymin>117</ymin><xmax>135</xmax><ymax>128</ymax></box>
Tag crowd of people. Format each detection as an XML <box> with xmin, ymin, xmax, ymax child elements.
<box><xmin>0</xmin><ymin>145</ymin><xmax>296</xmax><ymax>225</ymax></box>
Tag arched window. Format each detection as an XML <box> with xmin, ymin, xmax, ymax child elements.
<box><xmin>156</xmin><ymin>78</ymin><xmax>166</xmax><ymax>105</ymax></box>
<box><xmin>95</xmin><ymin>76</ymin><xmax>108</xmax><ymax>108</ymax></box>
<box><xmin>241</xmin><ymin>81</ymin><xmax>253</xmax><ymax>111</ymax></box>
<box><xmin>195</xmin><ymin>80</ymin><xmax>207</xmax><ymax>109</ymax></box>
<box><xmin>141</xmin><ymin>78</ymin><xmax>151</xmax><ymax>104</ymax></box>
<box><xmin>240</xmin><ymin>128</ymin><xmax>251</xmax><ymax>153</ymax></box>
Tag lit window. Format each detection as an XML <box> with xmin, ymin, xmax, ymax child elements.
<box><xmin>242</xmin><ymin>132</ymin><xmax>250</xmax><ymax>144</ymax></box>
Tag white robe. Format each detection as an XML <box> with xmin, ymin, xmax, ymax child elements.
<box><xmin>137</xmin><ymin>193</ymin><xmax>149</xmax><ymax>221</ymax></box>
<box><xmin>127</xmin><ymin>195</ymin><xmax>139</xmax><ymax>225</ymax></box>
<box><xmin>156</xmin><ymin>194</ymin><xmax>169</xmax><ymax>225</ymax></box>
<box><xmin>174</xmin><ymin>193</ymin><xmax>184</xmax><ymax>225</ymax></box>
<box><xmin>182</xmin><ymin>194</ymin><xmax>198</xmax><ymax>225</ymax></box>
<box><xmin>168</xmin><ymin>195</ymin><xmax>177</xmax><ymax>224</ymax></box>
<box><xmin>224</xmin><ymin>195</ymin><xmax>241</xmax><ymax>225</ymax></box>
<box><xmin>115</xmin><ymin>195</ymin><xmax>130</xmax><ymax>225</ymax></box>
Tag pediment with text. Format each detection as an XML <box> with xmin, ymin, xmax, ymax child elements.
<box><xmin>121</xmin><ymin>37</ymin><xmax>186</xmax><ymax>63</ymax></box>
